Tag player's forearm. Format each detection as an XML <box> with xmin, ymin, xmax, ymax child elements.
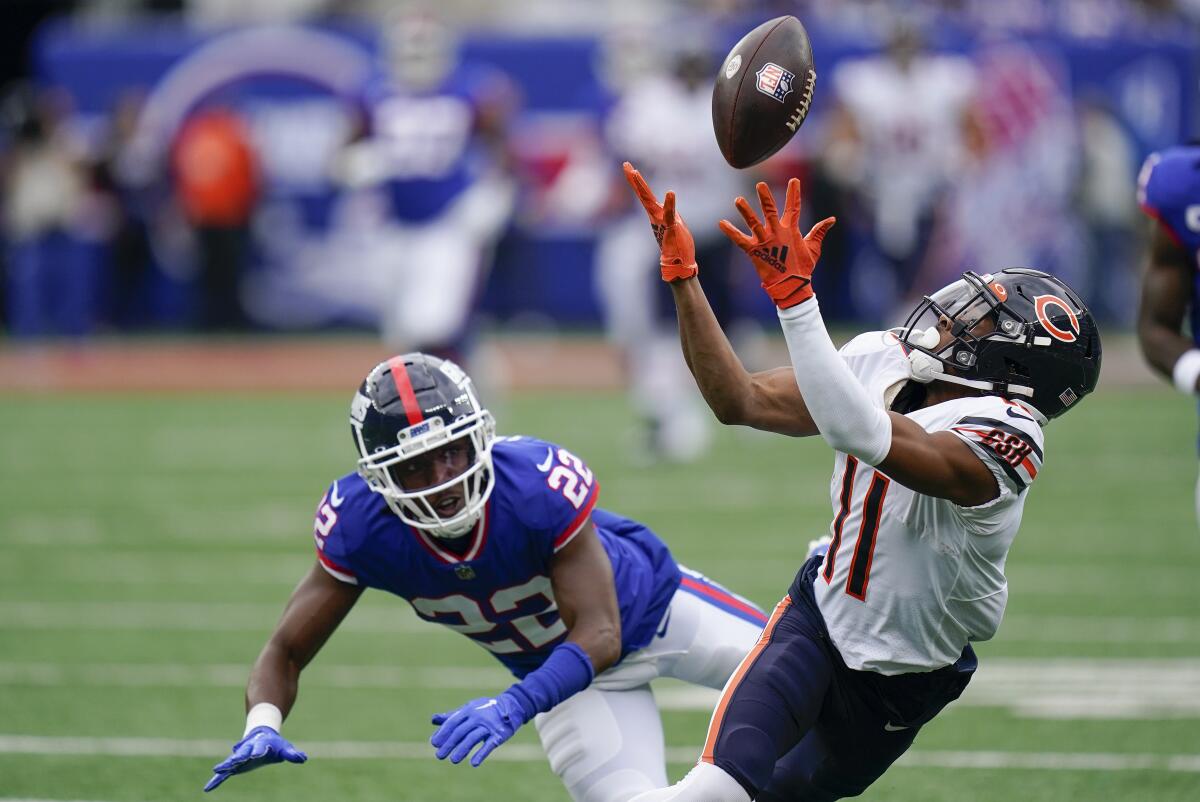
<box><xmin>1137</xmin><ymin>319</ymin><xmax>1194</xmax><ymax>383</ymax></box>
<box><xmin>567</xmin><ymin>619</ymin><xmax>621</xmax><ymax>675</ymax></box>
<box><xmin>244</xmin><ymin>640</ymin><xmax>302</xmax><ymax>720</ymax></box>
<box><xmin>671</xmin><ymin>277</ymin><xmax>756</xmax><ymax>425</ymax></box>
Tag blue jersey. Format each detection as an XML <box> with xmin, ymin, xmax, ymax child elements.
<box><xmin>357</xmin><ymin>65</ymin><xmax>504</xmax><ymax>223</ymax></box>
<box><xmin>1138</xmin><ymin>146</ymin><xmax>1200</xmax><ymax>345</ymax></box>
<box><xmin>312</xmin><ymin>436</ymin><xmax>681</xmax><ymax>677</ymax></box>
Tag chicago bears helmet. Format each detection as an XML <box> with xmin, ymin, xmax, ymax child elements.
<box><xmin>899</xmin><ymin>268</ymin><xmax>1101</xmax><ymax>420</ymax></box>
<box><xmin>350</xmin><ymin>353</ymin><xmax>496</xmax><ymax>538</ymax></box>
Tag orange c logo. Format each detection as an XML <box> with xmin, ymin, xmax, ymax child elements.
<box><xmin>989</xmin><ymin>282</ymin><xmax>1008</xmax><ymax>302</ymax></box>
<box><xmin>1034</xmin><ymin>294</ymin><xmax>1080</xmax><ymax>343</ymax></box>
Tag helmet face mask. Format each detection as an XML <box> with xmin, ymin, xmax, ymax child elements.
<box><xmin>351</xmin><ymin>355</ymin><xmax>496</xmax><ymax>538</ymax></box>
<box><xmin>898</xmin><ymin>268</ymin><xmax>1102</xmax><ymax>420</ymax></box>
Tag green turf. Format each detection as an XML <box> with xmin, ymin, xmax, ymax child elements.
<box><xmin>0</xmin><ymin>384</ymin><xmax>1198</xmax><ymax>801</ymax></box>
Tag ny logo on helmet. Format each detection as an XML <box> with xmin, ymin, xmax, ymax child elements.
<box><xmin>1034</xmin><ymin>294</ymin><xmax>1081</xmax><ymax>343</ymax></box>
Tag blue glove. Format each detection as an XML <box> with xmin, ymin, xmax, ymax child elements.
<box><xmin>429</xmin><ymin>693</ymin><xmax>528</xmax><ymax>767</ymax></box>
<box><xmin>203</xmin><ymin>725</ymin><xmax>307</xmax><ymax>792</ymax></box>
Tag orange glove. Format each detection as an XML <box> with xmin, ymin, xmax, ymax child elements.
<box><xmin>719</xmin><ymin>179</ymin><xmax>836</xmax><ymax>308</ymax></box>
<box><xmin>622</xmin><ymin>161</ymin><xmax>698</xmax><ymax>282</ymax></box>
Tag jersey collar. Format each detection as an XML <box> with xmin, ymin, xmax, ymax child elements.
<box><xmin>411</xmin><ymin>501</ymin><xmax>491</xmax><ymax>564</ymax></box>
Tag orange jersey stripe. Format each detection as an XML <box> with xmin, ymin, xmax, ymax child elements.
<box><xmin>701</xmin><ymin>595</ymin><xmax>792</xmax><ymax>764</ymax></box>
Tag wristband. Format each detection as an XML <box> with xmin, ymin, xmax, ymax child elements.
<box><xmin>503</xmin><ymin>642</ymin><xmax>595</xmax><ymax>723</ymax></box>
<box><xmin>1173</xmin><ymin>349</ymin><xmax>1200</xmax><ymax>395</ymax></box>
<box><xmin>243</xmin><ymin>702</ymin><xmax>283</xmax><ymax>736</ymax></box>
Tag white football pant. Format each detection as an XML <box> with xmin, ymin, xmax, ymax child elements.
<box><xmin>533</xmin><ymin>570</ymin><xmax>763</xmax><ymax>802</ymax></box>
<box><xmin>376</xmin><ymin>172</ymin><xmax>515</xmax><ymax>351</ymax></box>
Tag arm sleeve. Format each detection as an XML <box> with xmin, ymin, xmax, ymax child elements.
<box><xmin>946</xmin><ymin>407</ymin><xmax>1045</xmax><ymax>496</ymax></box>
<box><xmin>776</xmin><ymin>299</ymin><xmax>894</xmax><ymax>465</ymax></box>
<box><xmin>511</xmin><ymin>441</ymin><xmax>600</xmax><ymax>554</ymax></box>
<box><xmin>1137</xmin><ymin>152</ymin><xmax>1184</xmax><ymax>245</ymax></box>
<box><xmin>312</xmin><ymin>485</ymin><xmax>358</xmax><ymax>585</ymax></box>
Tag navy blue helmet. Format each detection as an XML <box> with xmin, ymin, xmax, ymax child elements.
<box><xmin>350</xmin><ymin>353</ymin><xmax>496</xmax><ymax>537</ymax></box>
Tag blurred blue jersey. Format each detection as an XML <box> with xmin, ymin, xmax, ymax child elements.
<box><xmin>312</xmin><ymin>436</ymin><xmax>681</xmax><ymax>677</ymax></box>
<box><xmin>1138</xmin><ymin>146</ymin><xmax>1200</xmax><ymax>345</ymax></box>
<box><xmin>357</xmin><ymin>65</ymin><xmax>505</xmax><ymax>223</ymax></box>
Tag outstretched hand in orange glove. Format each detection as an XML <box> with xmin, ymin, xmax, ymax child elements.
<box><xmin>719</xmin><ymin>178</ymin><xmax>836</xmax><ymax>308</ymax></box>
<box><xmin>622</xmin><ymin>161</ymin><xmax>698</xmax><ymax>282</ymax></box>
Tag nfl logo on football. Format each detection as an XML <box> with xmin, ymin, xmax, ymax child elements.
<box><xmin>756</xmin><ymin>62</ymin><xmax>794</xmax><ymax>103</ymax></box>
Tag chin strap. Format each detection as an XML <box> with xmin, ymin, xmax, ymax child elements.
<box><xmin>906</xmin><ymin>350</ymin><xmax>1046</xmax><ymax>425</ymax></box>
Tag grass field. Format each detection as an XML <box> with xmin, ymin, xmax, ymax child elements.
<box><xmin>1</xmin><ymin>380</ymin><xmax>1199</xmax><ymax>801</ymax></box>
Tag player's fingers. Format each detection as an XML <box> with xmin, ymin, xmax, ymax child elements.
<box><xmin>663</xmin><ymin>191</ymin><xmax>676</xmax><ymax>227</ymax></box>
<box><xmin>783</xmin><ymin>177</ymin><xmax>801</xmax><ymax>228</ymax></box>
<box><xmin>448</xmin><ymin>727</ymin><xmax>490</xmax><ymax>764</ymax></box>
<box><xmin>622</xmin><ymin>162</ymin><xmax>660</xmax><ymax>214</ymax></box>
<box><xmin>430</xmin><ymin>710</ymin><xmax>455</xmax><ymax>726</ymax></box>
<box><xmin>433</xmin><ymin>714</ymin><xmax>481</xmax><ymax>757</ymax></box>
<box><xmin>756</xmin><ymin>182</ymin><xmax>779</xmax><ymax>228</ymax></box>
<box><xmin>280</xmin><ymin>745</ymin><xmax>308</xmax><ymax>764</ymax></box>
<box><xmin>203</xmin><ymin>772</ymin><xmax>231</xmax><ymax>792</ymax></box>
<box><xmin>734</xmin><ymin>197</ymin><xmax>767</xmax><ymax>242</ymax></box>
<box><xmin>212</xmin><ymin>746</ymin><xmax>251</xmax><ymax>774</ymax></box>
<box><xmin>805</xmin><ymin>216</ymin><xmax>837</xmax><ymax>244</ymax></box>
<box><xmin>718</xmin><ymin>219</ymin><xmax>753</xmax><ymax>250</ymax></box>
<box><xmin>470</xmin><ymin>736</ymin><xmax>504</xmax><ymax>768</ymax></box>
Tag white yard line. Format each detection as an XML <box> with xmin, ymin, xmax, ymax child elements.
<box><xmin>2</xmin><ymin>658</ymin><xmax>1199</xmax><ymax>720</ymax></box>
<box><xmin>0</xmin><ymin>601</ymin><xmax>429</xmax><ymax>634</ymax></box>
<box><xmin>0</xmin><ymin>735</ymin><xmax>1196</xmax><ymax>773</ymax></box>
<box><xmin>4</xmin><ymin>601</ymin><xmax>1199</xmax><ymax>645</ymax></box>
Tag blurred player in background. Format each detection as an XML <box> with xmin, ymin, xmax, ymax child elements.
<box><xmin>205</xmin><ymin>352</ymin><xmax>768</xmax><ymax>802</ymax></box>
<box><xmin>595</xmin><ymin>28</ymin><xmax>748</xmax><ymax>461</ymax></box>
<box><xmin>1136</xmin><ymin>143</ymin><xmax>1200</xmax><ymax>524</ymax></box>
<box><xmin>332</xmin><ymin>3</ymin><xmax>517</xmax><ymax>364</ymax></box>
<box><xmin>825</xmin><ymin>21</ymin><xmax>976</xmax><ymax>315</ymax></box>
<box><xmin>623</xmin><ymin>164</ymin><xmax>1100</xmax><ymax>800</ymax></box>
<box><xmin>170</xmin><ymin>106</ymin><xmax>260</xmax><ymax>330</ymax></box>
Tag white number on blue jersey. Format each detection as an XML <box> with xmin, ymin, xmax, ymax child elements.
<box><xmin>410</xmin><ymin>575</ymin><xmax>566</xmax><ymax>654</ymax></box>
<box><xmin>546</xmin><ymin>448</ymin><xmax>594</xmax><ymax>509</ymax></box>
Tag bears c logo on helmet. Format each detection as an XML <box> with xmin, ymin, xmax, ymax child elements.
<box><xmin>1034</xmin><ymin>294</ymin><xmax>1081</xmax><ymax>343</ymax></box>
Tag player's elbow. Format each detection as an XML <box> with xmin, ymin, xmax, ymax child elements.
<box><xmin>1135</xmin><ymin>318</ymin><xmax>1179</xmax><ymax>377</ymax></box>
<box><xmin>581</xmin><ymin>623</ymin><xmax>622</xmax><ymax>673</ymax></box>
<box><xmin>710</xmin><ymin>398</ymin><xmax>746</xmax><ymax>427</ymax></box>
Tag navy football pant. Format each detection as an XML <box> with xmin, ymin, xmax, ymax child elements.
<box><xmin>701</xmin><ymin>557</ymin><xmax>976</xmax><ymax>801</ymax></box>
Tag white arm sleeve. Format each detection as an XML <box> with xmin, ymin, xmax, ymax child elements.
<box><xmin>777</xmin><ymin>300</ymin><xmax>893</xmax><ymax>465</ymax></box>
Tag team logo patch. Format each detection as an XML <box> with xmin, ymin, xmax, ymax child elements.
<box><xmin>400</xmin><ymin>420</ymin><xmax>433</xmax><ymax>441</ymax></box>
<box><xmin>989</xmin><ymin>281</ymin><xmax>1008</xmax><ymax>302</ymax></box>
<box><xmin>454</xmin><ymin>564</ymin><xmax>476</xmax><ymax>581</ymax></box>
<box><xmin>756</xmin><ymin>62</ymin><xmax>794</xmax><ymax>102</ymax></box>
<box><xmin>1034</xmin><ymin>294</ymin><xmax>1081</xmax><ymax>342</ymax></box>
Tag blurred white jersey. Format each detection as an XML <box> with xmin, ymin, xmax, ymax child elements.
<box><xmin>605</xmin><ymin>76</ymin><xmax>743</xmax><ymax>244</ymax></box>
<box><xmin>833</xmin><ymin>55</ymin><xmax>976</xmax><ymax>257</ymax></box>
<box><xmin>813</xmin><ymin>332</ymin><xmax>1044</xmax><ymax>675</ymax></box>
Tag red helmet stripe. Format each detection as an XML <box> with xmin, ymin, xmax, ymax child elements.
<box><xmin>387</xmin><ymin>356</ymin><xmax>424</xmax><ymax>426</ymax></box>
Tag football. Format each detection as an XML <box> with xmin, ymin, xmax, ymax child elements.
<box><xmin>712</xmin><ymin>15</ymin><xmax>816</xmax><ymax>169</ymax></box>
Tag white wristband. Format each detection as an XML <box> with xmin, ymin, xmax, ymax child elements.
<box><xmin>243</xmin><ymin>702</ymin><xmax>283</xmax><ymax>736</ymax></box>
<box><xmin>1172</xmin><ymin>349</ymin><xmax>1200</xmax><ymax>395</ymax></box>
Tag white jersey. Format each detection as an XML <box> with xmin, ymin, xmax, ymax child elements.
<box><xmin>813</xmin><ymin>331</ymin><xmax>1045</xmax><ymax>675</ymax></box>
